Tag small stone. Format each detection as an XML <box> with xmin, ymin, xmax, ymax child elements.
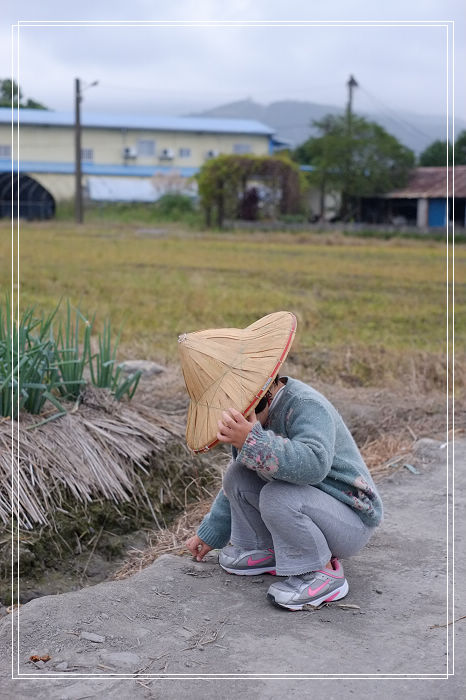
<box><xmin>100</xmin><ymin>652</ymin><xmax>140</xmax><ymax>669</ymax></box>
<box><xmin>100</xmin><ymin>613</ymin><xmax>109</xmax><ymax>620</ymax></box>
<box><xmin>118</xmin><ymin>360</ymin><xmax>165</xmax><ymax>376</ymax></box>
<box><xmin>55</xmin><ymin>662</ymin><xmax>68</xmax><ymax>671</ymax></box>
<box><xmin>79</xmin><ymin>632</ymin><xmax>105</xmax><ymax>643</ymax></box>
<box><xmin>375</xmin><ymin>589</ymin><xmax>383</xmax><ymax>594</ymax></box>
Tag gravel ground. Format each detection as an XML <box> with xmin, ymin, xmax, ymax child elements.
<box><xmin>0</xmin><ymin>438</ymin><xmax>463</xmax><ymax>700</ymax></box>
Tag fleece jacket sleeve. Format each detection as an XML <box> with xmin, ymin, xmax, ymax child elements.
<box><xmin>196</xmin><ymin>487</ymin><xmax>231</xmax><ymax>549</ymax></box>
<box><xmin>237</xmin><ymin>398</ymin><xmax>336</xmax><ymax>485</ymax></box>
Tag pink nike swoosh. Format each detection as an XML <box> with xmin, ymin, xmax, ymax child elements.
<box><xmin>308</xmin><ymin>581</ymin><xmax>328</xmax><ymax>596</ymax></box>
<box><xmin>247</xmin><ymin>554</ymin><xmax>273</xmax><ymax>566</ymax></box>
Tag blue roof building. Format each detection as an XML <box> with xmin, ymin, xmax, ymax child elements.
<box><xmin>0</xmin><ymin>107</ymin><xmax>277</xmax><ymax>216</ymax></box>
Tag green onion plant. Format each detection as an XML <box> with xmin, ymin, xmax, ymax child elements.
<box><xmin>0</xmin><ymin>297</ymin><xmax>142</xmax><ymax>420</ymax></box>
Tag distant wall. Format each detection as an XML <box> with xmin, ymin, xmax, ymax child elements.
<box><xmin>0</xmin><ymin>124</ymin><xmax>269</xmax><ymax>171</ymax></box>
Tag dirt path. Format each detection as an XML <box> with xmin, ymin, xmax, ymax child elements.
<box><xmin>1</xmin><ymin>438</ymin><xmax>463</xmax><ymax>699</ymax></box>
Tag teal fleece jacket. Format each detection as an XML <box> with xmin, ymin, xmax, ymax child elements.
<box><xmin>197</xmin><ymin>377</ymin><xmax>383</xmax><ymax>549</ymax></box>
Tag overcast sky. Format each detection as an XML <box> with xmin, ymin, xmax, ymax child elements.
<box><xmin>3</xmin><ymin>1</ymin><xmax>464</xmax><ymax>124</ymax></box>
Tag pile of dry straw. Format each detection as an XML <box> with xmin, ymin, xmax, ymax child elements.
<box><xmin>0</xmin><ymin>385</ymin><xmax>199</xmax><ymax>531</ymax></box>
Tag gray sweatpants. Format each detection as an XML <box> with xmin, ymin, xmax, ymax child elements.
<box><xmin>222</xmin><ymin>460</ymin><xmax>376</xmax><ymax>576</ymax></box>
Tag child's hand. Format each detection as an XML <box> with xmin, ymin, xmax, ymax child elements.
<box><xmin>185</xmin><ymin>534</ymin><xmax>213</xmax><ymax>562</ymax></box>
<box><xmin>217</xmin><ymin>408</ymin><xmax>257</xmax><ymax>450</ymax></box>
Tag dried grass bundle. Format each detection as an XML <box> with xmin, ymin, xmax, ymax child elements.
<box><xmin>361</xmin><ymin>433</ymin><xmax>414</xmax><ymax>480</ymax></box>
<box><xmin>0</xmin><ymin>385</ymin><xmax>188</xmax><ymax>530</ymax></box>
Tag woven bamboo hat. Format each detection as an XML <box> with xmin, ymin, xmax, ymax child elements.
<box><xmin>178</xmin><ymin>311</ymin><xmax>297</xmax><ymax>453</ymax></box>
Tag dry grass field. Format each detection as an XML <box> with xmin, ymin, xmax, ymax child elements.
<box><xmin>1</xmin><ymin>218</ymin><xmax>463</xmax><ymax>392</ymax></box>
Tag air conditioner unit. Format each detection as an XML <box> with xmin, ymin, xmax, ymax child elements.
<box><xmin>123</xmin><ymin>146</ymin><xmax>137</xmax><ymax>159</ymax></box>
<box><xmin>206</xmin><ymin>149</ymin><xmax>219</xmax><ymax>159</ymax></box>
<box><xmin>159</xmin><ymin>148</ymin><xmax>175</xmax><ymax>160</ymax></box>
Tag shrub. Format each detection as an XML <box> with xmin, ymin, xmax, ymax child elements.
<box><xmin>155</xmin><ymin>193</ymin><xmax>195</xmax><ymax>218</ymax></box>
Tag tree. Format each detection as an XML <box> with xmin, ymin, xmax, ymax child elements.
<box><xmin>197</xmin><ymin>154</ymin><xmax>304</xmax><ymax>228</ymax></box>
<box><xmin>0</xmin><ymin>79</ymin><xmax>48</xmax><ymax>110</ymax></box>
<box><xmin>454</xmin><ymin>130</ymin><xmax>466</xmax><ymax>165</ymax></box>
<box><xmin>419</xmin><ymin>132</ymin><xmax>466</xmax><ymax>166</ymax></box>
<box><xmin>294</xmin><ymin>114</ymin><xmax>415</xmax><ymax>220</ymax></box>
<box><xmin>294</xmin><ymin>115</ymin><xmax>340</xmax><ymax>219</ymax></box>
<box><xmin>419</xmin><ymin>139</ymin><xmax>453</xmax><ymax>166</ymax></box>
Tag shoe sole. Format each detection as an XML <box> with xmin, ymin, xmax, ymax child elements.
<box><xmin>220</xmin><ymin>564</ymin><xmax>276</xmax><ymax>576</ymax></box>
<box><xmin>267</xmin><ymin>579</ymin><xmax>349</xmax><ymax>610</ymax></box>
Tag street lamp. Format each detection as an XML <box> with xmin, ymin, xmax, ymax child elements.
<box><xmin>74</xmin><ymin>78</ymin><xmax>99</xmax><ymax>224</ymax></box>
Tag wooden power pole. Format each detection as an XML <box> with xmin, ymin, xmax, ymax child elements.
<box><xmin>74</xmin><ymin>77</ymin><xmax>83</xmax><ymax>224</ymax></box>
<box><xmin>343</xmin><ymin>74</ymin><xmax>358</xmax><ymax>220</ymax></box>
<box><xmin>346</xmin><ymin>74</ymin><xmax>358</xmax><ymax>134</ymax></box>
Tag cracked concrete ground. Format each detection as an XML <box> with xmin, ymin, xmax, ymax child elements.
<box><xmin>0</xmin><ymin>438</ymin><xmax>464</xmax><ymax>700</ymax></box>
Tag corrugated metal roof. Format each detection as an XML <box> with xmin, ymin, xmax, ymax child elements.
<box><xmin>88</xmin><ymin>177</ymin><xmax>159</xmax><ymax>202</ymax></box>
<box><xmin>386</xmin><ymin>166</ymin><xmax>466</xmax><ymax>199</ymax></box>
<box><xmin>0</xmin><ymin>108</ymin><xmax>275</xmax><ymax>136</ymax></box>
<box><xmin>87</xmin><ymin>176</ymin><xmax>197</xmax><ymax>202</ymax></box>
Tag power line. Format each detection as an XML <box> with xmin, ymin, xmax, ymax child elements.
<box><xmin>358</xmin><ymin>86</ymin><xmax>433</xmax><ymax>142</ymax></box>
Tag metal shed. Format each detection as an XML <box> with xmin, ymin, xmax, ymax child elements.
<box><xmin>361</xmin><ymin>166</ymin><xmax>466</xmax><ymax>228</ymax></box>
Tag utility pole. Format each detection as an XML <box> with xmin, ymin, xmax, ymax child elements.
<box><xmin>343</xmin><ymin>74</ymin><xmax>358</xmax><ymax>220</ymax></box>
<box><xmin>346</xmin><ymin>74</ymin><xmax>358</xmax><ymax>135</ymax></box>
<box><xmin>74</xmin><ymin>77</ymin><xmax>83</xmax><ymax>224</ymax></box>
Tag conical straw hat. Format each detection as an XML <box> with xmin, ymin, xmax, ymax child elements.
<box><xmin>178</xmin><ymin>311</ymin><xmax>297</xmax><ymax>453</ymax></box>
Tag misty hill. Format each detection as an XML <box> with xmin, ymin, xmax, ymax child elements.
<box><xmin>189</xmin><ymin>98</ymin><xmax>464</xmax><ymax>154</ymax></box>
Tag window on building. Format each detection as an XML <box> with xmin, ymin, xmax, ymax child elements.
<box><xmin>233</xmin><ymin>143</ymin><xmax>252</xmax><ymax>154</ymax></box>
<box><xmin>0</xmin><ymin>145</ymin><xmax>11</xmax><ymax>158</ymax></box>
<box><xmin>137</xmin><ymin>139</ymin><xmax>156</xmax><ymax>157</ymax></box>
<box><xmin>179</xmin><ymin>147</ymin><xmax>191</xmax><ymax>158</ymax></box>
<box><xmin>81</xmin><ymin>148</ymin><xmax>94</xmax><ymax>161</ymax></box>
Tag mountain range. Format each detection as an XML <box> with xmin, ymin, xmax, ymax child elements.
<box><xmin>190</xmin><ymin>98</ymin><xmax>464</xmax><ymax>155</ymax></box>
